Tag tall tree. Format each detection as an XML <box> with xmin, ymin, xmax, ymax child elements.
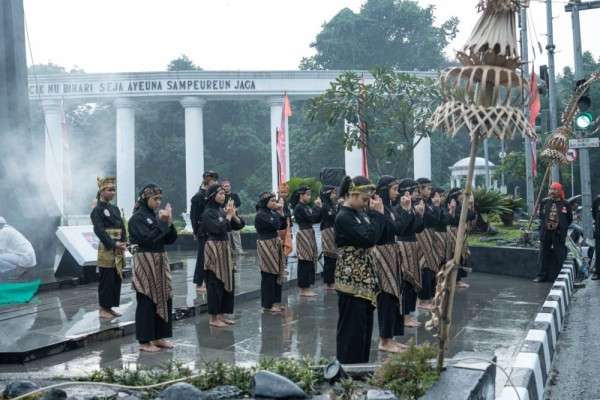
<box><xmin>300</xmin><ymin>0</ymin><xmax>458</xmax><ymax>71</ymax></box>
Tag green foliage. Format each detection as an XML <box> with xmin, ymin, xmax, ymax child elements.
<box><xmin>167</xmin><ymin>54</ymin><xmax>202</xmax><ymax>71</ymax></box>
<box><xmin>339</xmin><ymin>377</ymin><xmax>357</xmax><ymax>400</ymax></box>
<box><xmin>473</xmin><ymin>188</ymin><xmax>512</xmax><ymax>216</ymax></box>
<box><xmin>371</xmin><ymin>341</ymin><xmax>439</xmax><ymax>399</ymax></box>
<box><xmin>189</xmin><ymin>360</ymin><xmax>254</xmax><ymax>393</ymax></box>
<box><xmin>287</xmin><ymin>177</ymin><xmax>322</xmax><ymax>205</ymax></box>
<box><xmin>257</xmin><ymin>357</ymin><xmax>325</xmax><ymax>393</ymax></box>
<box><xmin>300</xmin><ymin>0</ymin><xmax>458</xmax><ymax>71</ymax></box>
<box><xmin>307</xmin><ymin>68</ymin><xmax>441</xmax><ymax>177</ymax></box>
<box><xmin>502</xmin><ymin>195</ymin><xmax>525</xmax><ymax>212</ymax></box>
<box><xmin>83</xmin><ymin>358</ymin><xmax>327</xmax><ymax>397</ymax></box>
<box><xmin>86</xmin><ymin>362</ymin><xmax>192</xmax><ymax>390</ymax></box>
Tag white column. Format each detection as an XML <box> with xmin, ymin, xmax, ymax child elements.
<box><xmin>269</xmin><ymin>97</ymin><xmax>284</xmax><ymax>193</ymax></box>
<box><xmin>180</xmin><ymin>97</ymin><xmax>206</xmax><ymax>210</ymax></box>
<box><xmin>413</xmin><ymin>134</ymin><xmax>431</xmax><ymax>179</ymax></box>
<box><xmin>114</xmin><ymin>98</ymin><xmax>136</xmax><ymax>214</ymax></box>
<box><xmin>42</xmin><ymin>99</ymin><xmax>64</xmax><ymax>216</ymax></box>
<box><xmin>344</xmin><ymin>120</ymin><xmax>362</xmax><ymax>177</ymax></box>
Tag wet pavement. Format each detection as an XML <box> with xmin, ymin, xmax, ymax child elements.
<box><xmin>0</xmin><ymin>254</ymin><xmax>551</xmax><ymax>396</ymax></box>
<box><xmin>0</xmin><ymin>251</ymin><xmax>303</xmax><ymax>362</ymax></box>
<box><xmin>545</xmin><ymin>278</ymin><xmax>600</xmax><ymax>400</ymax></box>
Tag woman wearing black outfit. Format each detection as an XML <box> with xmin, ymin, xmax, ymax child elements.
<box><xmin>129</xmin><ymin>184</ymin><xmax>178</xmax><ymax>352</ymax></box>
<box><xmin>370</xmin><ymin>176</ymin><xmax>410</xmax><ymax>353</ymax></box>
<box><xmin>415</xmin><ymin>179</ymin><xmax>448</xmax><ymax>311</ymax></box>
<box><xmin>292</xmin><ymin>186</ymin><xmax>322</xmax><ymax>297</ymax></box>
<box><xmin>255</xmin><ymin>191</ymin><xmax>287</xmax><ymax>313</ymax></box>
<box><xmin>396</xmin><ymin>178</ymin><xmax>426</xmax><ymax>328</ymax></box>
<box><xmin>446</xmin><ymin>188</ymin><xmax>476</xmax><ymax>289</ymax></box>
<box><xmin>335</xmin><ymin>176</ymin><xmax>385</xmax><ymax>364</ymax></box>
<box><xmin>91</xmin><ymin>177</ymin><xmax>127</xmax><ymax>320</ymax></box>
<box><xmin>319</xmin><ymin>185</ymin><xmax>338</xmax><ymax>289</ymax></box>
<box><xmin>202</xmin><ymin>183</ymin><xmax>245</xmax><ymax>328</ymax></box>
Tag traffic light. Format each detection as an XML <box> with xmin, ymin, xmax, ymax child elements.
<box><xmin>575</xmin><ymin>78</ymin><xmax>593</xmax><ymax>129</ymax></box>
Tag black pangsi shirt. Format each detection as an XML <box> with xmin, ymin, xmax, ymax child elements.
<box><xmin>334</xmin><ymin>206</ymin><xmax>385</xmax><ymax>248</ymax></box>
<box><xmin>294</xmin><ymin>202</ymin><xmax>322</xmax><ymax>230</ymax></box>
<box><xmin>90</xmin><ymin>201</ymin><xmax>126</xmax><ymax>250</ymax></box>
<box><xmin>396</xmin><ymin>208</ymin><xmax>425</xmax><ymax>242</ymax></box>
<box><xmin>255</xmin><ymin>208</ymin><xmax>287</xmax><ymax>240</ymax></box>
<box><xmin>190</xmin><ymin>187</ymin><xmax>208</xmax><ymax>236</ymax></box>
<box><xmin>320</xmin><ymin>202</ymin><xmax>337</xmax><ymax>230</ymax></box>
<box><xmin>201</xmin><ymin>202</ymin><xmax>245</xmax><ymax>241</ymax></box>
<box><xmin>377</xmin><ymin>205</ymin><xmax>411</xmax><ymax>245</ymax></box>
<box><xmin>423</xmin><ymin>199</ymin><xmax>449</xmax><ymax>233</ymax></box>
<box><xmin>128</xmin><ymin>205</ymin><xmax>177</xmax><ymax>252</ymax></box>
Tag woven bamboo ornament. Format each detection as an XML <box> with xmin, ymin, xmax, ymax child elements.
<box><xmin>427</xmin><ymin>0</ymin><xmax>536</xmax><ymax>346</ymax></box>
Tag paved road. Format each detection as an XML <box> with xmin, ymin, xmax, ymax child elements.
<box><xmin>546</xmin><ymin>278</ymin><xmax>600</xmax><ymax>400</ymax></box>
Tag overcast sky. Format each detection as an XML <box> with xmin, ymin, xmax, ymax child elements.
<box><xmin>23</xmin><ymin>0</ymin><xmax>600</xmax><ymax>74</ymax></box>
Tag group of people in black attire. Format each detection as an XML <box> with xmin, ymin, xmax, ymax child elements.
<box><xmin>91</xmin><ymin>171</ymin><xmax>477</xmax><ymax>359</ymax></box>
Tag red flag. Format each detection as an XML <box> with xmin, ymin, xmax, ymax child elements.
<box><xmin>276</xmin><ymin>95</ymin><xmax>292</xmax><ymax>188</ymax></box>
<box><xmin>529</xmin><ymin>70</ymin><xmax>540</xmax><ymax>177</ymax></box>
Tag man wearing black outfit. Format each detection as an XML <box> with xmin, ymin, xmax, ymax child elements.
<box><xmin>592</xmin><ymin>195</ymin><xmax>600</xmax><ymax>280</ymax></box>
<box><xmin>190</xmin><ymin>170</ymin><xmax>218</xmax><ymax>292</ymax></box>
<box><xmin>223</xmin><ymin>179</ymin><xmax>244</xmax><ymax>255</ymax></box>
<box><xmin>533</xmin><ymin>182</ymin><xmax>573</xmax><ymax>283</ymax></box>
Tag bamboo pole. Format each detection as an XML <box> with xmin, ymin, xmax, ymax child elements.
<box><xmin>436</xmin><ymin>135</ymin><xmax>480</xmax><ymax>373</ymax></box>
<box><xmin>527</xmin><ymin>165</ymin><xmax>551</xmax><ymax>231</ymax></box>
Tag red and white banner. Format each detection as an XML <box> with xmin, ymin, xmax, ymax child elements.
<box><xmin>276</xmin><ymin>94</ymin><xmax>292</xmax><ymax>188</ymax></box>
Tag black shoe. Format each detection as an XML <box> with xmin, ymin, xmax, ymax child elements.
<box><xmin>532</xmin><ymin>276</ymin><xmax>545</xmax><ymax>283</ymax></box>
<box><xmin>591</xmin><ymin>273</ymin><xmax>599</xmax><ymax>280</ymax></box>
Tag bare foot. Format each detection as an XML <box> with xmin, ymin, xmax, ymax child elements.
<box><xmin>139</xmin><ymin>343</ymin><xmax>161</xmax><ymax>352</ymax></box>
<box><xmin>99</xmin><ymin>309</ymin><xmax>115</xmax><ymax>319</ymax></box>
<box><xmin>457</xmin><ymin>281</ymin><xmax>470</xmax><ymax>289</ymax></box>
<box><xmin>300</xmin><ymin>290</ymin><xmax>318</xmax><ymax>297</ymax></box>
<box><xmin>325</xmin><ymin>285</ymin><xmax>336</xmax><ymax>291</ymax></box>
<box><xmin>209</xmin><ymin>320</ymin><xmax>228</xmax><ymax>328</ymax></box>
<box><xmin>152</xmin><ymin>339</ymin><xmax>174</xmax><ymax>349</ymax></box>
<box><xmin>404</xmin><ymin>317</ymin><xmax>422</xmax><ymax>328</ymax></box>
<box><xmin>392</xmin><ymin>341</ymin><xmax>408</xmax><ymax>351</ymax></box>
<box><xmin>417</xmin><ymin>303</ymin><xmax>434</xmax><ymax>311</ymax></box>
<box><xmin>221</xmin><ymin>318</ymin><xmax>235</xmax><ymax>325</ymax></box>
<box><xmin>378</xmin><ymin>342</ymin><xmax>402</xmax><ymax>353</ymax></box>
<box><xmin>196</xmin><ymin>285</ymin><xmax>206</xmax><ymax>293</ymax></box>
<box><xmin>109</xmin><ymin>309</ymin><xmax>122</xmax><ymax>317</ymax></box>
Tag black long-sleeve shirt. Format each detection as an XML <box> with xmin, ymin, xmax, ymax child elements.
<box><xmin>448</xmin><ymin>203</ymin><xmax>476</xmax><ymax>228</ymax></box>
<box><xmin>320</xmin><ymin>202</ymin><xmax>337</xmax><ymax>230</ymax></box>
<box><xmin>377</xmin><ymin>205</ymin><xmax>411</xmax><ymax>245</ymax></box>
<box><xmin>201</xmin><ymin>202</ymin><xmax>245</xmax><ymax>241</ymax></box>
<box><xmin>593</xmin><ymin>196</ymin><xmax>600</xmax><ymax>237</ymax></box>
<box><xmin>423</xmin><ymin>200</ymin><xmax>449</xmax><ymax>232</ymax></box>
<box><xmin>255</xmin><ymin>208</ymin><xmax>287</xmax><ymax>240</ymax></box>
<box><xmin>224</xmin><ymin>192</ymin><xmax>242</xmax><ymax>208</ymax></box>
<box><xmin>190</xmin><ymin>187</ymin><xmax>208</xmax><ymax>236</ymax></box>
<box><xmin>334</xmin><ymin>206</ymin><xmax>385</xmax><ymax>248</ymax></box>
<box><xmin>128</xmin><ymin>205</ymin><xmax>177</xmax><ymax>252</ymax></box>
<box><xmin>294</xmin><ymin>203</ymin><xmax>322</xmax><ymax>230</ymax></box>
<box><xmin>396</xmin><ymin>208</ymin><xmax>425</xmax><ymax>242</ymax></box>
<box><xmin>90</xmin><ymin>201</ymin><xmax>126</xmax><ymax>250</ymax></box>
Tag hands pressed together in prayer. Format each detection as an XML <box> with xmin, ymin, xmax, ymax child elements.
<box><xmin>159</xmin><ymin>203</ymin><xmax>173</xmax><ymax>224</ymax></box>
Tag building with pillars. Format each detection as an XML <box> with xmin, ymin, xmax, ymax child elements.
<box><xmin>30</xmin><ymin>70</ymin><xmax>435</xmax><ymax>214</ymax></box>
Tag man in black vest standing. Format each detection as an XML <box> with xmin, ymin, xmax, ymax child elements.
<box><xmin>533</xmin><ymin>182</ymin><xmax>573</xmax><ymax>283</ymax></box>
<box><xmin>190</xmin><ymin>170</ymin><xmax>218</xmax><ymax>292</ymax></box>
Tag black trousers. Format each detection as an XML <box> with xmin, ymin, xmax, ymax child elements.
<box><xmin>323</xmin><ymin>256</ymin><xmax>336</xmax><ymax>285</ymax></box>
<box><xmin>135</xmin><ymin>292</ymin><xmax>172</xmax><ymax>344</ymax></box>
<box><xmin>298</xmin><ymin>260</ymin><xmax>315</xmax><ymax>289</ymax></box>
<box><xmin>536</xmin><ymin>235</ymin><xmax>566</xmax><ymax>282</ymax></box>
<box><xmin>457</xmin><ymin>266</ymin><xmax>468</xmax><ymax>282</ymax></box>
<box><xmin>402</xmin><ymin>281</ymin><xmax>417</xmax><ymax>315</ymax></box>
<box><xmin>98</xmin><ymin>267</ymin><xmax>121</xmax><ymax>308</ymax></box>
<box><xmin>193</xmin><ymin>236</ymin><xmax>206</xmax><ymax>285</ymax></box>
<box><xmin>261</xmin><ymin>271</ymin><xmax>282</xmax><ymax>309</ymax></box>
<box><xmin>418</xmin><ymin>269</ymin><xmax>436</xmax><ymax>301</ymax></box>
<box><xmin>206</xmin><ymin>270</ymin><xmax>235</xmax><ymax>315</ymax></box>
<box><xmin>336</xmin><ymin>293</ymin><xmax>374</xmax><ymax>364</ymax></box>
<box><xmin>377</xmin><ymin>292</ymin><xmax>404</xmax><ymax>339</ymax></box>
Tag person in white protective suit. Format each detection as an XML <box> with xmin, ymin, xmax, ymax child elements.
<box><xmin>0</xmin><ymin>216</ymin><xmax>37</xmax><ymax>280</ymax></box>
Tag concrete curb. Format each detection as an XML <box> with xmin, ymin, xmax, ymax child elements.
<box><xmin>497</xmin><ymin>263</ymin><xmax>575</xmax><ymax>400</ymax></box>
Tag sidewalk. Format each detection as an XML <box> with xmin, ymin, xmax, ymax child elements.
<box><xmin>545</xmin><ymin>278</ymin><xmax>600</xmax><ymax>400</ymax></box>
